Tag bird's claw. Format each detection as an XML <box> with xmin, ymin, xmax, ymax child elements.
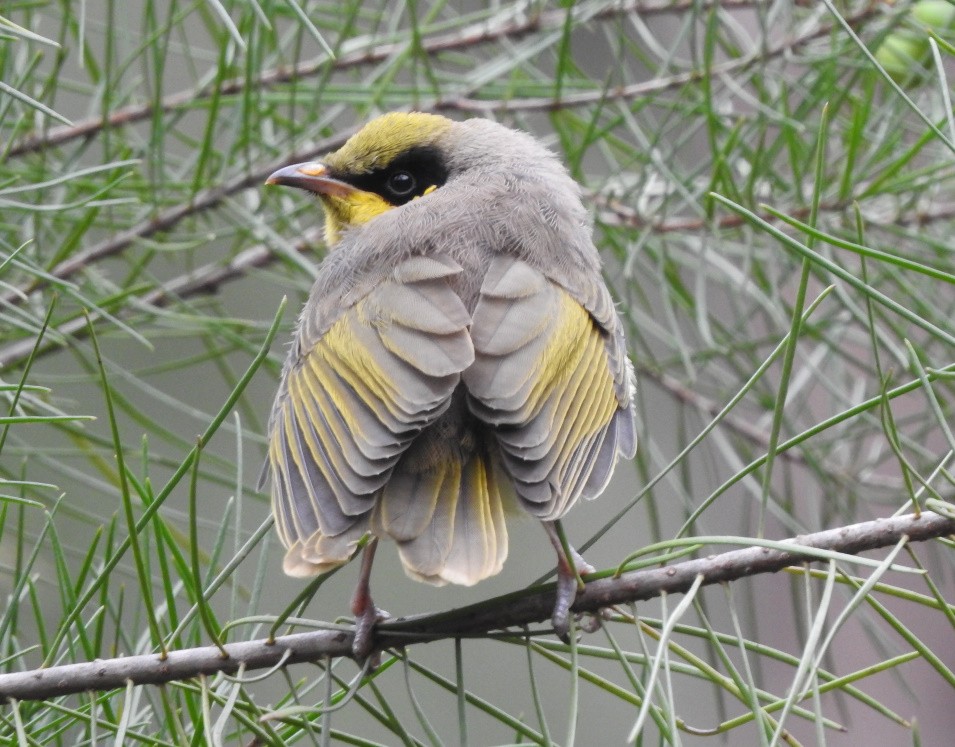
<box><xmin>552</xmin><ymin>568</ymin><xmax>578</xmax><ymax>642</ymax></box>
<box><xmin>552</xmin><ymin>552</ymin><xmax>595</xmax><ymax>642</ymax></box>
<box><xmin>578</xmin><ymin>611</ymin><xmax>603</xmax><ymax>634</ymax></box>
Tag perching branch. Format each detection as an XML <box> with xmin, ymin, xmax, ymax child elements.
<box><xmin>2</xmin><ymin>510</ymin><xmax>951</xmax><ymax>704</ymax></box>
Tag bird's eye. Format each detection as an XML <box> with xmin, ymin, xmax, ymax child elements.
<box><xmin>387</xmin><ymin>170</ymin><xmax>416</xmax><ymax>197</ymax></box>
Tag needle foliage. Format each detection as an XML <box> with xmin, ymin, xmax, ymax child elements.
<box><xmin>1</xmin><ymin>0</ymin><xmax>954</xmax><ymax>744</ymax></box>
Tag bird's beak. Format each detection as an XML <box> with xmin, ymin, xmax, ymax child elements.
<box><xmin>265</xmin><ymin>162</ymin><xmax>356</xmax><ymax>199</ymax></box>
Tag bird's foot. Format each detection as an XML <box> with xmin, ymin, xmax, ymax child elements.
<box><xmin>552</xmin><ymin>553</ymin><xmax>595</xmax><ymax>642</ymax></box>
<box><xmin>543</xmin><ymin>520</ymin><xmax>599</xmax><ymax>642</ymax></box>
<box><xmin>352</xmin><ymin>599</ymin><xmax>391</xmax><ymax>663</ymax></box>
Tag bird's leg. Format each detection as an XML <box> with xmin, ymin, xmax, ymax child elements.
<box><xmin>350</xmin><ymin>537</ymin><xmax>388</xmax><ymax>661</ymax></box>
<box><xmin>542</xmin><ymin>520</ymin><xmax>595</xmax><ymax>642</ymax></box>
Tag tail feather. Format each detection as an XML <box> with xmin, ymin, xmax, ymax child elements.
<box><xmin>371</xmin><ymin>462</ymin><xmax>456</xmax><ymax>542</ymax></box>
<box><xmin>440</xmin><ymin>454</ymin><xmax>507</xmax><ymax>586</ymax></box>
<box><xmin>375</xmin><ymin>460</ymin><xmax>460</xmax><ymax>583</ymax></box>
<box><xmin>392</xmin><ymin>451</ymin><xmax>510</xmax><ymax>586</ymax></box>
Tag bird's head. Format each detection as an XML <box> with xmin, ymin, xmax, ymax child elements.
<box><xmin>266</xmin><ymin>112</ymin><xmax>454</xmax><ymax>245</ymax></box>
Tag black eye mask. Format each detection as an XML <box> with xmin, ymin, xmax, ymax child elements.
<box><xmin>338</xmin><ymin>145</ymin><xmax>449</xmax><ymax>206</ymax></box>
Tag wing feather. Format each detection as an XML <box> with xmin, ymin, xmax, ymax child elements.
<box><xmin>379</xmin><ymin>323</ymin><xmax>475</xmax><ymax>377</ymax></box>
<box><xmin>267</xmin><ymin>255</ymin><xmax>474</xmax><ymax>576</ymax></box>
<box><xmin>465</xmin><ymin>256</ymin><xmax>636</xmax><ymax>521</ymax></box>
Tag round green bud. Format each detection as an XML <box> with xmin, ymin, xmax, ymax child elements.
<box><xmin>911</xmin><ymin>0</ymin><xmax>955</xmax><ymax>29</ymax></box>
<box><xmin>876</xmin><ymin>30</ymin><xmax>928</xmax><ymax>81</ymax></box>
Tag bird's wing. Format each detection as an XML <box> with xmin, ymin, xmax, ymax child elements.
<box><xmin>464</xmin><ymin>254</ymin><xmax>636</xmax><ymax>521</ymax></box>
<box><xmin>269</xmin><ymin>254</ymin><xmax>475</xmax><ymax>577</ymax></box>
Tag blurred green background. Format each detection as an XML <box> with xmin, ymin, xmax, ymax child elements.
<box><xmin>2</xmin><ymin>0</ymin><xmax>955</xmax><ymax>743</ymax></box>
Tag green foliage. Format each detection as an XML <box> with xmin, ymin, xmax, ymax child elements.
<box><xmin>1</xmin><ymin>0</ymin><xmax>954</xmax><ymax>743</ymax></box>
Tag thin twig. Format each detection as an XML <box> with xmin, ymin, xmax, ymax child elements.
<box><xmin>5</xmin><ymin>0</ymin><xmax>780</xmax><ymax>159</ymax></box>
<box><xmin>1</xmin><ymin>510</ymin><xmax>950</xmax><ymax>703</ymax></box>
<box><xmin>0</xmin><ymin>137</ymin><xmax>351</xmax><ymax>312</ymax></box>
<box><xmin>0</xmin><ymin>229</ymin><xmax>321</xmax><ymax>368</ymax></box>
<box><xmin>436</xmin><ymin>4</ymin><xmax>879</xmax><ymax>113</ymax></box>
<box><xmin>8</xmin><ymin>180</ymin><xmax>955</xmax><ymax>373</ymax></box>
<box><xmin>0</xmin><ymin>4</ymin><xmax>878</xmax><ymax>312</ymax></box>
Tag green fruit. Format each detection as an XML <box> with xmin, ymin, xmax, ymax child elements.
<box><xmin>876</xmin><ymin>30</ymin><xmax>928</xmax><ymax>82</ymax></box>
<box><xmin>911</xmin><ymin>0</ymin><xmax>955</xmax><ymax>29</ymax></box>
<box><xmin>874</xmin><ymin>0</ymin><xmax>955</xmax><ymax>83</ymax></box>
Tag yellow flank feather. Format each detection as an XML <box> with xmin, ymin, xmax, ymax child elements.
<box><xmin>564</xmin><ymin>334</ymin><xmax>617</xmax><ymax>441</ymax></box>
<box><xmin>290</xmin><ymin>376</ymin><xmax>347</xmax><ymax>487</ymax></box>
<box><xmin>280</xmin><ymin>409</ymin><xmax>316</xmax><ymax>536</ymax></box>
<box><xmin>269</xmin><ymin>439</ymin><xmax>295</xmax><ymax>548</ymax></box>
<box><xmin>531</xmin><ymin>294</ymin><xmax>597</xmax><ymax>410</ymax></box>
<box><xmin>319</xmin><ymin>314</ymin><xmax>397</xmax><ymax>410</ymax></box>
<box><xmin>303</xmin><ymin>355</ymin><xmax>356</xmax><ymax>433</ymax></box>
<box><xmin>288</xmin><ymin>390</ymin><xmax>342</xmax><ymax>511</ymax></box>
<box><xmin>534</xmin><ymin>293</ymin><xmax>618</xmax><ymax>492</ymax></box>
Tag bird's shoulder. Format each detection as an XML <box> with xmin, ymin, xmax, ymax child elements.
<box><xmin>295</xmin><ymin>162</ymin><xmax>609</xmax><ymax>347</ymax></box>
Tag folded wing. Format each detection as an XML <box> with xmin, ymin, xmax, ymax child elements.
<box><xmin>464</xmin><ymin>255</ymin><xmax>636</xmax><ymax>521</ymax></box>
<box><xmin>268</xmin><ymin>255</ymin><xmax>475</xmax><ymax>576</ymax></box>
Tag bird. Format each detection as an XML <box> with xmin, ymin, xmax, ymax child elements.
<box><xmin>263</xmin><ymin>112</ymin><xmax>636</xmax><ymax>658</ymax></box>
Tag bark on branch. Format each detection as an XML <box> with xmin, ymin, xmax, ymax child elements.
<box><xmin>1</xmin><ymin>510</ymin><xmax>952</xmax><ymax>703</ymax></box>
